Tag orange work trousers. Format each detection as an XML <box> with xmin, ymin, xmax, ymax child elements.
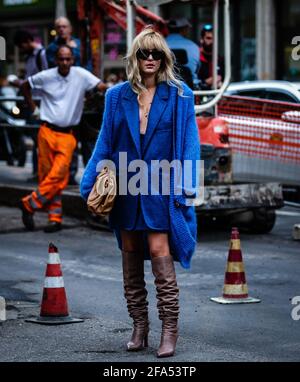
<box><xmin>22</xmin><ymin>124</ymin><xmax>77</xmax><ymax>223</ymax></box>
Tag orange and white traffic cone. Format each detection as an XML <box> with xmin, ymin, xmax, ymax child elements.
<box><xmin>26</xmin><ymin>243</ymin><xmax>84</xmax><ymax>325</ymax></box>
<box><xmin>211</xmin><ymin>227</ymin><xmax>261</xmax><ymax>304</ymax></box>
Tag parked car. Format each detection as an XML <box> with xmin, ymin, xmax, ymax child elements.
<box><xmin>225</xmin><ymin>80</ymin><xmax>300</xmax><ymax>104</ymax></box>
<box><xmin>0</xmin><ymin>84</ymin><xmax>27</xmax><ymax>166</ymax></box>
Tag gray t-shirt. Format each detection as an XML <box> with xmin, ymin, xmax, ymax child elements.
<box><xmin>25</xmin><ymin>45</ymin><xmax>48</xmax><ymax>97</ymax></box>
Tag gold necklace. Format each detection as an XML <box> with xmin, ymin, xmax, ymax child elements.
<box><xmin>138</xmin><ymin>87</ymin><xmax>156</xmax><ymax>119</ymax></box>
<box><xmin>144</xmin><ymin>102</ymin><xmax>152</xmax><ymax>118</ymax></box>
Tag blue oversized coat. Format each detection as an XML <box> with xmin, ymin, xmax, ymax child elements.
<box><xmin>80</xmin><ymin>81</ymin><xmax>200</xmax><ymax>268</ymax></box>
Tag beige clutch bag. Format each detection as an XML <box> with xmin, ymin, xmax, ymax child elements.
<box><xmin>87</xmin><ymin>166</ymin><xmax>117</xmax><ymax>216</ymax></box>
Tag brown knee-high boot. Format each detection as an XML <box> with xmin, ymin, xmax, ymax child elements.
<box><xmin>151</xmin><ymin>255</ymin><xmax>179</xmax><ymax>358</ymax></box>
<box><xmin>122</xmin><ymin>250</ymin><xmax>149</xmax><ymax>351</ymax></box>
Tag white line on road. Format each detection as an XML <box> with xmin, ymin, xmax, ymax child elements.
<box><xmin>276</xmin><ymin>211</ymin><xmax>300</xmax><ymax>217</ymax></box>
<box><xmin>5</xmin><ymin>252</ymin><xmax>222</xmax><ymax>286</ymax></box>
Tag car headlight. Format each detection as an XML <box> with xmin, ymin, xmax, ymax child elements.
<box><xmin>12</xmin><ymin>106</ymin><xmax>20</xmax><ymax>115</ymax></box>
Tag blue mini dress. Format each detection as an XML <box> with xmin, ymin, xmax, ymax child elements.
<box><xmin>130</xmin><ymin>132</ymin><xmax>170</xmax><ymax>232</ymax></box>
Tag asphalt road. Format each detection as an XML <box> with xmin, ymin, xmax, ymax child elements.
<box><xmin>0</xmin><ymin>205</ymin><xmax>299</xmax><ymax>362</ymax></box>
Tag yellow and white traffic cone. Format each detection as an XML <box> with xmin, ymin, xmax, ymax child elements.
<box><xmin>211</xmin><ymin>227</ymin><xmax>261</xmax><ymax>304</ymax></box>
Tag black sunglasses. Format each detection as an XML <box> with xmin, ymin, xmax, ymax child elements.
<box><xmin>136</xmin><ymin>49</ymin><xmax>165</xmax><ymax>61</ymax></box>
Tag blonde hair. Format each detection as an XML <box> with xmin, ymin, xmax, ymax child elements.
<box><xmin>125</xmin><ymin>26</ymin><xmax>183</xmax><ymax>95</ymax></box>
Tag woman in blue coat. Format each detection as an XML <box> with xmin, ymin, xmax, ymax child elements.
<box><xmin>80</xmin><ymin>27</ymin><xmax>200</xmax><ymax>358</ymax></box>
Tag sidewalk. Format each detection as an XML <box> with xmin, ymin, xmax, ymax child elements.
<box><xmin>0</xmin><ymin>158</ymin><xmax>86</xmax><ymax>219</ymax></box>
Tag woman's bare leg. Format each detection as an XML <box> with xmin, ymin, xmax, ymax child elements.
<box><xmin>147</xmin><ymin>232</ymin><xmax>170</xmax><ymax>258</ymax></box>
<box><xmin>121</xmin><ymin>230</ymin><xmax>143</xmax><ymax>252</ymax></box>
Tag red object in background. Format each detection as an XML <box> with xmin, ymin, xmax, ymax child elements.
<box><xmin>40</xmin><ymin>243</ymin><xmax>68</xmax><ymax>317</ymax></box>
<box><xmin>210</xmin><ymin>228</ymin><xmax>261</xmax><ymax>304</ymax></box>
<box><xmin>25</xmin><ymin>243</ymin><xmax>84</xmax><ymax>325</ymax></box>
<box><xmin>222</xmin><ymin>227</ymin><xmax>248</xmax><ymax>299</ymax></box>
<box><xmin>78</xmin><ymin>0</ymin><xmax>168</xmax><ymax>75</ymax></box>
<box><xmin>218</xmin><ymin>95</ymin><xmax>300</xmax><ymax>164</ymax></box>
<box><xmin>196</xmin><ymin>115</ymin><xmax>230</xmax><ymax>148</ymax></box>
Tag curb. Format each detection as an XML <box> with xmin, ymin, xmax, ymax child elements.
<box><xmin>0</xmin><ymin>183</ymin><xmax>88</xmax><ymax>219</ymax></box>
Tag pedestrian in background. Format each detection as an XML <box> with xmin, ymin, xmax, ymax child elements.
<box><xmin>13</xmin><ymin>30</ymin><xmax>48</xmax><ymax>81</ymax></box>
<box><xmin>46</xmin><ymin>17</ymin><xmax>81</xmax><ymax>68</ymax></box>
<box><xmin>20</xmin><ymin>45</ymin><xmax>106</xmax><ymax>233</ymax></box>
<box><xmin>80</xmin><ymin>27</ymin><xmax>200</xmax><ymax>358</ymax></box>
<box><xmin>46</xmin><ymin>17</ymin><xmax>82</xmax><ymax>185</ymax></box>
<box><xmin>198</xmin><ymin>24</ymin><xmax>224</xmax><ymax>89</ymax></box>
<box><xmin>13</xmin><ymin>30</ymin><xmax>48</xmax><ymax>179</ymax></box>
<box><xmin>166</xmin><ymin>17</ymin><xmax>200</xmax><ymax>89</ymax></box>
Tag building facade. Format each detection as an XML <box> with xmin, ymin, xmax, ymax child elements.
<box><xmin>159</xmin><ymin>0</ymin><xmax>300</xmax><ymax>82</ymax></box>
<box><xmin>1</xmin><ymin>0</ymin><xmax>300</xmax><ymax>82</ymax></box>
<box><xmin>0</xmin><ymin>0</ymin><xmax>78</xmax><ymax>76</ymax></box>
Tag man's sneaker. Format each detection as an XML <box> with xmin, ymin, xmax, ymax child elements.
<box><xmin>18</xmin><ymin>201</ymin><xmax>35</xmax><ymax>231</ymax></box>
<box><xmin>44</xmin><ymin>222</ymin><xmax>62</xmax><ymax>233</ymax></box>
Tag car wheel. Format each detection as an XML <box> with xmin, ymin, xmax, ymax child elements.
<box><xmin>249</xmin><ymin>208</ymin><xmax>276</xmax><ymax>234</ymax></box>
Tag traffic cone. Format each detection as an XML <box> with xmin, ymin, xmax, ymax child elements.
<box><xmin>210</xmin><ymin>228</ymin><xmax>261</xmax><ymax>304</ymax></box>
<box><xmin>26</xmin><ymin>243</ymin><xmax>84</xmax><ymax>325</ymax></box>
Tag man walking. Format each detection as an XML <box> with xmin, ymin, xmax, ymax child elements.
<box><xmin>13</xmin><ymin>30</ymin><xmax>48</xmax><ymax>178</ymax></box>
<box><xmin>46</xmin><ymin>17</ymin><xmax>81</xmax><ymax>68</ymax></box>
<box><xmin>46</xmin><ymin>17</ymin><xmax>83</xmax><ymax>185</ymax></box>
<box><xmin>166</xmin><ymin>17</ymin><xmax>200</xmax><ymax>88</ymax></box>
<box><xmin>20</xmin><ymin>45</ymin><xmax>106</xmax><ymax>233</ymax></box>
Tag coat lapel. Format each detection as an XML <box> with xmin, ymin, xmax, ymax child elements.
<box><xmin>142</xmin><ymin>82</ymin><xmax>169</xmax><ymax>154</ymax></box>
<box><xmin>121</xmin><ymin>83</ymin><xmax>141</xmax><ymax>157</ymax></box>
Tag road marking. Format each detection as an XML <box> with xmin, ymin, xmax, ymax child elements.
<box><xmin>276</xmin><ymin>211</ymin><xmax>300</xmax><ymax>217</ymax></box>
<box><xmin>0</xmin><ymin>296</ymin><xmax>6</xmax><ymax>321</ymax></box>
<box><xmin>6</xmin><ymin>253</ymin><xmax>221</xmax><ymax>286</ymax></box>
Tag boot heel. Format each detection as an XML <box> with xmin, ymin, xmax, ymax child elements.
<box><xmin>127</xmin><ymin>328</ymin><xmax>149</xmax><ymax>351</ymax></box>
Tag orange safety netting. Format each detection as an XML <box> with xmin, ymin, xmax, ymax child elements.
<box><xmin>217</xmin><ymin>95</ymin><xmax>300</xmax><ymax>164</ymax></box>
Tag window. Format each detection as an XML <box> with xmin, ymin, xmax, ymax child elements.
<box><xmin>276</xmin><ymin>0</ymin><xmax>300</xmax><ymax>80</ymax></box>
<box><xmin>233</xmin><ymin>89</ymin><xmax>266</xmax><ymax>99</ymax></box>
<box><xmin>265</xmin><ymin>90</ymin><xmax>298</xmax><ymax>103</ymax></box>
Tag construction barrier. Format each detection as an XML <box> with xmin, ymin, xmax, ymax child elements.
<box><xmin>218</xmin><ymin>96</ymin><xmax>300</xmax><ymax>185</ymax></box>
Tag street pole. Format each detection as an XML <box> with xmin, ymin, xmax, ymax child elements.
<box><xmin>126</xmin><ymin>0</ymin><xmax>136</xmax><ymax>52</ymax></box>
<box><xmin>213</xmin><ymin>0</ymin><xmax>219</xmax><ymax>93</ymax></box>
<box><xmin>55</xmin><ymin>0</ymin><xmax>67</xmax><ymax>18</ymax></box>
<box><xmin>256</xmin><ymin>0</ymin><xmax>276</xmax><ymax>80</ymax></box>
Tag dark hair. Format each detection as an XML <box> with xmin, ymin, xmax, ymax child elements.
<box><xmin>13</xmin><ymin>30</ymin><xmax>34</xmax><ymax>46</ymax></box>
<box><xmin>201</xmin><ymin>24</ymin><xmax>213</xmax><ymax>38</ymax></box>
<box><xmin>55</xmin><ymin>44</ymin><xmax>74</xmax><ymax>57</ymax></box>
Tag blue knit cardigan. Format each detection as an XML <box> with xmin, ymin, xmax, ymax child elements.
<box><xmin>80</xmin><ymin>81</ymin><xmax>200</xmax><ymax>269</ymax></box>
